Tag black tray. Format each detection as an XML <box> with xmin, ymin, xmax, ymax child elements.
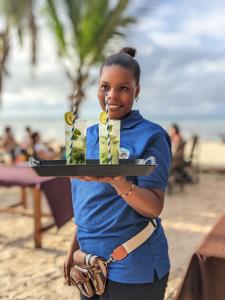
<box><xmin>29</xmin><ymin>158</ymin><xmax>157</xmax><ymax>177</ymax></box>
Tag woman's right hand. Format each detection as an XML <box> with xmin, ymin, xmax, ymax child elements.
<box><xmin>64</xmin><ymin>250</ymin><xmax>74</xmax><ymax>286</ymax></box>
<box><xmin>64</xmin><ymin>225</ymin><xmax>80</xmax><ymax>286</ymax></box>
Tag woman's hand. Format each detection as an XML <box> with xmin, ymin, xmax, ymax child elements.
<box><xmin>64</xmin><ymin>249</ymin><xmax>75</xmax><ymax>286</ymax></box>
<box><xmin>64</xmin><ymin>225</ymin><xmax>79</xmax><ymax>286</ymax></box>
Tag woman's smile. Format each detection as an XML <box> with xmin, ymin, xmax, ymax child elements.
<box><xmin>108</xmin><ymin>103</ymin><xmax>123</xmax><ymax>111</ymax></box>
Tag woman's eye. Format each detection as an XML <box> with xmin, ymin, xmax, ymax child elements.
<box><xmin>101</xmin><ymin>85</ymin><xmax>109</xmax><ymax>91</ymax></box>
<box><xmin>120</xmin><ymin>86</ymin><xmax>129</xmax><ymax>91</ymax></box>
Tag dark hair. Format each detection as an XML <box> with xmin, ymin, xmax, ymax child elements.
<box><xmin>100</xmin><ymin>47</ymin><xmax>140</xmax><ymax>84</ymax></box>
<box><xmin>31</xmin><ymin>132</ymin><xmax>39</xmax><ymax>144</ymax></box>
<box><xmin>26</xmin><ymin>126</ymin><xmax>31</xmax><ymax>132</ymax></box>
<box><xmin>171</xmin><ymin>124</ymin><xmax>180</xmax><ymax>135</ymax></box>
<box><xmin>5</xmin><ymin>126</ymin><xmax>11</xmax><ymax>133</ymax></box>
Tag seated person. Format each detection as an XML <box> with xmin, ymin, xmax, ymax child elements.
<box><xmin>31</xmin><ymin>132</ymin><xmax>57</xmax><ymax>160</ymax></box>
<box><xmin>0</xmin><ymin>127</ymin><xmax>18</xmax><ymax>162</ymax></box>
<box><xmin>169</xmin><ymin>124</ymin><xmax>185</xmax><ymax>169</ymax></box>
<box><xmin>168</xmin><ymin>124</ymin><xmax>193</xmax><ymax>183</ymax></box>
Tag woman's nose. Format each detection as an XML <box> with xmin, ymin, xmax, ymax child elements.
<box><xmin>105</xmin><ymin>89</ymin><xmax>118</xmax><ymax>102</ymax></box>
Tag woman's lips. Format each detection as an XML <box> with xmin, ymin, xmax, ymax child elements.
<box><xmin>109</xmin><ymin>104</ymin><xmax>122</xmax><ymax>111</ymax></box>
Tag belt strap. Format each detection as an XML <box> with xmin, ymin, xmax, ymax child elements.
<box><xmin>111</xmin><ymin>220</ymin><xmax>157</xmax><ymax>261</ymax></box>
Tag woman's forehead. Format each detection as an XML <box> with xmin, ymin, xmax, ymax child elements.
<box><xmin>100</xmin><ymin>65</ymin><xmax>136</xmax><ymax>82</ymax></box>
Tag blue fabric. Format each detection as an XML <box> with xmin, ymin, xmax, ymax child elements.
<box><xmin>71</xmin><ymin>110</ymin><xmax>172</xmax><ymax>284</ymax></box>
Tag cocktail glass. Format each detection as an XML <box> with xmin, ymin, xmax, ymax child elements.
<box><xmin>65</xmin><ymin>118</ymin><xmax>87</xmax><ymax>165</ymax></box>
<box><xmin>99</xmin><ymin>119</ymin><xmax>120</xmax><ymax>164</ymax></box>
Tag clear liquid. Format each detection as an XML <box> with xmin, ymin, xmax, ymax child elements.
<box><xmin>65</xmin><ymin>120</ymin><xmax>87</xmax><ymax>165</ymax></box>
<box><xmin>99</xmin><ymin>135</ymin><xmax>120</xmax><ymax>164</ymax></box>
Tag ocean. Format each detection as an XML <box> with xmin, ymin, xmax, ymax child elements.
<box><xmin>0</xmin><ymin>116</ymin><xmax>225</xmax><ymax>144</ymax></box>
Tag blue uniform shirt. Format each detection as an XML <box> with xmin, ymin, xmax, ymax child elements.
<box><xmin>71</xmin><ymin>110</ymin><xmax>171</xmax><ymax>284</ymax></box>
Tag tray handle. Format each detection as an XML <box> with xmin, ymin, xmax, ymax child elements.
<box><xmin>29</xmin><ymin>157</ymin><xmax>41</xmax><ymax>167</ymax></box>
<box><xmin>144</xmin><ymin>156</ymin><xmax>157</xmax><ymax>165</ymax></box>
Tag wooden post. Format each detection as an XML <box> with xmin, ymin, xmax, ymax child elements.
<box><xmin>20</xmin><ymin>187</ymin><xmax>27</xmax><ymax>209</ymax></box>
<box><xmin>32</xmin><ymin>185</ymin><xmax>42</xmax><ymax>248</ymax></box>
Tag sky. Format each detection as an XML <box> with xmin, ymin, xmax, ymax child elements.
<box><xmin>0</xmin><ymin>0</ymin><xmax>225</xmax><ymax>122</ymax></box>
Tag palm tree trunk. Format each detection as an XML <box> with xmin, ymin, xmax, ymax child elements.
<box><xmin>70</xmin><ymin>67</ymin><xmax>88</xmax><ymax>115</ymax></box>
<box><xmin>28</xmin><ymin>0</ymin><xmax>37</xmax><ymax>65</ymax></box>
<box><xmin>0</xmin><ymin>27</ymin><xmax>10</xmax><ymax>107</ymax></box>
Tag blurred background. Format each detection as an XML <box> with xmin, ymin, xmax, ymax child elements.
<box><xmin>0</xmin><ymin>0</ymin><xmax>225</xmax><ymax>140</ymax></box>
<box><xmin>1</xmin><ymin>0</ymin><xmax>225</xmax><ymax>169</ymax></box>
<box><xmin>0</xmin><ymin>1</ymin><xmax>225</xmax><ymax>300</ymax></box>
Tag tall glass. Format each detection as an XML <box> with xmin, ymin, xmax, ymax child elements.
<box><xmin>65</xmin><ymin>118</ymin><xmax>87</xmax><ymax>165</ymax></box>
<box><xmin>99</xmin><ymin>119</ymin><xmax>120</xmax><ymax>164</ymax></box>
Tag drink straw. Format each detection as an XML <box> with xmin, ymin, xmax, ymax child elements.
<box><xmin>105</xmin><ymin>93</ymin><xmax>112</xmax><ymax>164</ymax></box>
<box><xmin>68</xmin><ymin>90</ymin><xmax>78</xmax><ymax>164</ymax></box>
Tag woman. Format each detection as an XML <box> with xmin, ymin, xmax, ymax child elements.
<box><xmin>168</xmin><ymin>124</ymin><xmax>185</xmax><ymax>166</ymax></box>
<box><xmin>31</xmin><ymin>132</ymin><xmax>56</xmax><ymax>160</ymax></box>
<box><xmin>65</xmin><ymin>47</ymin><xmax>171</xmax><ymax>300</ymax></box>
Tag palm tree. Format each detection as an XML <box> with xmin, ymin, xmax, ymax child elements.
<box><xmin>0</xmin><ymin>0</ymin><xmax>37</xmax><ymax>107</ymax></box>
<box><xmin>45</xmin><ymin>0</ymin><xmax>136</xmax><ymax>113</ymax></box>
<box><xmin>0</xmin><ymin>27</ymin><xmax>10</xmax><ymax>106</ymax></box>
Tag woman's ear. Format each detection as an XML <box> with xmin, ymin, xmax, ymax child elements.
<box><xmin>135</xmin><ymin>84</ymin><xmax>140</xmax><ymax>97</ymax></box>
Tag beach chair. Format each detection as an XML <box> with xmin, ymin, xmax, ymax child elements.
<box><xmin>184</xmin><ymin>134</ymin><xmax>200</xmax><ymax>184</ymax></box>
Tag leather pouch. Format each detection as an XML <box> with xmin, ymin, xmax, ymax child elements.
<box><xmin>70</xmin><ymin>258</ymin><xmax>108</xmax><ymax>298</ymax></box>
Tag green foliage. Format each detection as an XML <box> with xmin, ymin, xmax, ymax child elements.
<box><xmin>0</xmin><ymin>0</ymin><xmax>139</xmax><ymax>110</ymax></box>
<box><xmin>46</xmin><ymin>0</ymin><xmax>134</xmax><ymax>64</ymax></box>
<box><xmin>44</xmin><ymin>0</ymin><xmax>136</xmax><ymax>109</ymax></box>
<box><xmin>0</xmin><ymin>0</ymin><xmax>31</xmax><ymax>46</ymax></box>
<box><xmin>44</xmin><ymin>0</ymin><xmax>67</xmax><ymax>56</ymax></box>
<box><xmin>0</xmin><ymin>0</ymin><xmax>38</xmax><ymax>104</ymax></box>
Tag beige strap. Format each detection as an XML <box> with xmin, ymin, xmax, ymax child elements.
<box><xmin>111</xmin><ymin>220</ymin><xmax>157</xmax><ymax>261</ymax></box>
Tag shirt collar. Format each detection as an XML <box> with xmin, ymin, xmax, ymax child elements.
<box><xmin>121</xmin><ymin>110</ymin><xmax>144</xmax><ymax>129</ymax></box>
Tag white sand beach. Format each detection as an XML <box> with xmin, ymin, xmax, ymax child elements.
<box><xmin>0</xmin><ymin>172</ymin><xmax>225</xmax><ymax>300</ymax></box>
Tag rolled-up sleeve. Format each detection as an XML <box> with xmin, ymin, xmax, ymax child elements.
<box><xmin>137</xmin><ymin>133</ymin><xmax>172</xmax><ymax>191</ymax></box>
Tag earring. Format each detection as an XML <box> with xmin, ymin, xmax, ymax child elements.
<box><xmin>135</xmin><ymin>96</ymin><xmax>139</xmax><ymax>103</ymax></box>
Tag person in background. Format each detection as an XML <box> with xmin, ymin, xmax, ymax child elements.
<box><xmin>64</xmin><ymin>47</ymin><xmax>172</xmax><ymax>300</ymax></box>
<box><xmin>31</xmin><ymin>132</ymin><xmax>57</xmax><ymax>160</ymax></box>
<box><xmin>0</xmin><ymin>127</ymin><xmax>17</xmax><ymax>162</ymax></box>
<box><xmin>20</xmin><ymin>126</ymin><xmax>32</xmax><ymax>151</ymax></box>
<box><xmin>168</xmin><ymin>124</ymin><xmax>185</xmax><ymax>168</ymax></box>
<box><xmin>14</xmin><ymin>126</ymin><xmax>34</xmax><ymax>162</ymax></box>
<box><xmin>168</xmin><ymin>124</ymin><xmax>194</xmax><ymax>184</ymax></box>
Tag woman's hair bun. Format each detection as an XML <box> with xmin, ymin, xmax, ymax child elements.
<box><xmin>119</xmin><ymin>47</ymin><xmax>136</xmax><ymax>58</ymax></box>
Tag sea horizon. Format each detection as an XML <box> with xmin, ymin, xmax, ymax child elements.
<box><xmin>0</xmin><ymin>113</ymin><xmax>224</xmax><ymax>143</ymax></box>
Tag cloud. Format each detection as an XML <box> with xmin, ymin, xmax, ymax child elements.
<box><xmin>126</xmin><ymin>0</ymin><xmax>225</xmax><ymax>118</ymax></box>
<box><xmin>0</xmin><ymin>0</ymin><xmax>225</xmax><ymax>122</ymax></box>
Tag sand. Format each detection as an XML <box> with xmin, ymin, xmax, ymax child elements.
<box><xmin>0</xmin><ymin>173</ymin><xmax>225</xmax><ymax>300</ymax></box>
<box><xmin>184</xmin><ymin>140</ymin><xmax>225</xmax><ymax>170</ymax></box>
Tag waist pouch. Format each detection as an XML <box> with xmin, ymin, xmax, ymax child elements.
<box><xmin>70</xmin><ymin>257</ymin><xmax>107</xmax><ymax>298</ymax></box>
<box><xmin>70</xmin><ymin>220</ymin><xmax>157</xmax><ymax>298</ymax></box>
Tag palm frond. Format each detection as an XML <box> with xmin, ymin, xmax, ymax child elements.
<box><xmin>45</xmin><ymin>0</ymin><xmax>67</xmax><ymax>56</ymax></box>
<box><xmin>43</xmin><ymin>0</ymin><xmax>149</xmax><ymax>110</ymax></box>
<box><xmin>28</xmin><ymin>0</ymin><xmax>37</xmax><ymax>65</ymax></box>
<box><xmin>63</xmin><ymin>0</ymin><xmax>82</xmax><ymax>59</ymax></box>
<box><xmin>86</xmin><ymin>0</ymin><xmax>134</xmax><ymax>66</ymax></box>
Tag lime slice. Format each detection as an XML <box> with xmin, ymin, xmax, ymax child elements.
<box><xmin>100</xmin><ymin>111</ymin><xmax>107</xmax><ymax>125</ymax></box>
<box><xmin>65</xmin><ymin>112</ymin><xmax>75</xmax><ymax>126</ymax></box>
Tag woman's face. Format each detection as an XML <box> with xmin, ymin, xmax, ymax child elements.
<box><xmin>98</xmin><ymin>65</ymin><xmax>140</xmax><ymax>119</ymax></box>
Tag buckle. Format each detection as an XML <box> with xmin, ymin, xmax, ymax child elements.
<box><xmin>105</xmin><ymin>254</ymin><xmax>115</xmax><ymax>265</ymax></box>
